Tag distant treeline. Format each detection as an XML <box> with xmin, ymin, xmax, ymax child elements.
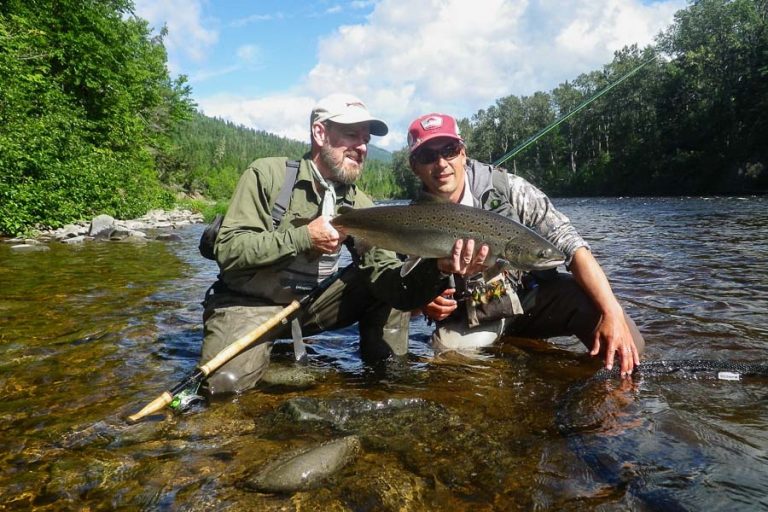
<box><xmin>1</xmin><ymin>0</ymin><xmax>765</xmax><ymax>236</ymax></box>
<box><xmin>458</xmin><ymin>0</ymin><xmax>768</xmax><ymax>196</ymax></box>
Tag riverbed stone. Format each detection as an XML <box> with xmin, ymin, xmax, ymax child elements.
<box><xmin>61</xmin><ymin>235</ymin><xmax>87</xmax><ymax>244</ymax></box>
<box><xmin>110</xmin><ymin>229</ymin><xmax>148</xmax><ymax>242</ymax></box>
<box><xmin>118</xmin><ymin>220</ymin><xmax>147</xmax><ymax>231</ymax></box>
<box><xmin>14</xmin><ymin>208</ymin><xmax>204</xmax><ymax>249</ymax></box>
<box><xmin>54</xmin><ymin>223</ymin><xmax>85</xmax><ymax>240</ymax></box>
<box><xmin>258</xmin><ymin>395</ymin><xmax>528</xmax><ymax>498</ymax></box>
<box><xmin>155</xmin><ymin>232</ymin><xmax>182</xmax><ymax>241</ymax></box>
<box><xmin>274</xmin><ymin>396</ymin><xmax>429</xmax><ymax>428</ymax></box>
<box><xmin>260</xmin><ymin>364</ymin><xmax>320</xmax><ymax>390</ymax></box>
<box><xmin>338</xmin><ymin>455</ymin><xmax>435</xmax><ymax>511</ymax></box>
<box><xmin>10</xmin><ymin>243</ymin><xmax>50</xmax><ymax>252</ymax></box>
<box><xmin>44</xmin><ymin>454</ymin><xmax>136</xmax><ymax>505</ymax></box>
<box><xmin>245</xmin><ymin>435</ymin><xmax>361</xmax><ymax>493</ymax></box>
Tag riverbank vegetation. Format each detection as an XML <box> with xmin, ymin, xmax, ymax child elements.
<box><xmin>2</xmin><ymin>0</ymin><xmax>766</xmax><ymax>236</ymax></box>
<box><xmin>0</xmin><ymin>0</ymin><xmax>194</xmax><ymax>236</ymax></box>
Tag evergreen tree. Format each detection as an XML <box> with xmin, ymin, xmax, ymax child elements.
<box><xmin>462</xmin><ymin>0</ymin><xmax>767</xmax><ymax>197</ymax></box>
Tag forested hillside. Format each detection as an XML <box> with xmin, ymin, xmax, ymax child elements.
<box><xmin>163</xmin><ymin>113</ymin><xmax>309</xmax><ymax>200</ymax></box>
<box><xmin>455</xmin><ymin>0</ymin><xmax>768</xmax><ymax>196</ymax></box>
<box><xmin>164</xmin><ymin>112</ymin><xmax>394</xmax><ymax>202</ymax></box>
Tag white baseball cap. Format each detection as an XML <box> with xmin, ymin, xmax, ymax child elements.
<box><xmin>310</xmin><ymin>93</ymin><xmax>388</xmax><ymax>136</ymax></box>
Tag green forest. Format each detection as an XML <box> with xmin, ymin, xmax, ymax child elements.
<box><xmin>404</xmin><ymin>0</ymin><xmax>768</xmax><ymax>198</ymax></box>
<box><xmin>1</xmin><ymin>0</ymin><xmax>766</xmax><ymax>236</ymax></box>
<box><xmin>0</xmin><ymin>0</ymin><xmax>193</xmax><ymax>236</ymax></box>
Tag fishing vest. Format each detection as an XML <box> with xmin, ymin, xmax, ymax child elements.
<box><xmin>465</xmin><ymin>158</ymin><xmax>529</xmax><ymax>283</ymax></box>
<box><xmin>199</xmin><ymin>160</ymin><xmax>301</xmax><ymax>261</ymax></box>
<box><xmin>465</xmin><ymin>159</ymin><xmax>520</xmax><ymax>222</ymax></box>
<box><xmin>217</xmin><ymin>158</ymin><xmax>356</xmax><ymax>305</ymax></box>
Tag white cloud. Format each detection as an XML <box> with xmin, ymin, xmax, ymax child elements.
<box><xmin>230</xmin><ymin>12</ymin><xmax>285</xmax><ymax>28</ymax></box>
<box><xmin>195</xmin><ymin>0</ymin><xmax>686</xmax><ymax>149</ymax></box>
<box><xmin>198</xmin><ymin>94</ymin><xmax>317</xmax><ymax>143</ymax></box>
<box><xmin>133</xmin><ymin>0</ymin><xmax>217</xmax><ymax>73</ymax></box>
<box><xmin>552</xmin><ymin>0</ymin><xmax>682</xmax><ymax>57</ymax></box>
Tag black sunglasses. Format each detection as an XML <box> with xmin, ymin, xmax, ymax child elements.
<box><xmin>411</xmin><ymin>142</ymin><xmax>463</xmax><ymax>165</ymax></box>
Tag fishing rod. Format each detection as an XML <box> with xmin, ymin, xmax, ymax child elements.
<box><xmin>491</xmin><ymin>54</ymin><xmax>658</xmax><ymax>168</ymax></box>
<box><xmin>126</xmin><ymin>265</ymin><xmax>349</xmax><ymax>423</ymax></box>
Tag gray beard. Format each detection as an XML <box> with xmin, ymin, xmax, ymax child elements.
<box><xmin>319</xmin><ymin>146</ymin><xmax>362</xmax><ymax>185</ymax></box>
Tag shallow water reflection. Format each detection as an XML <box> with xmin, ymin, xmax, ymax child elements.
<box><xmin>1</xmin><ymin>196</ymin><xmax>767</xmax><ymax>510</ymax></box>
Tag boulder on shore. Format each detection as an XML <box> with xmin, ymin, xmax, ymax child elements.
<box><xmin>19</xmin><ymin>208</ymin><xmax>205</xmax><ymax>246</ymax></box>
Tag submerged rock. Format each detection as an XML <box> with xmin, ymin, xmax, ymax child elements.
<box><xmin>259</xmin><ymin>395</ymin><xmax>521</xmax><ymax>497</ymax></box>
<box><xmin>260</xmin><ymin>365</ymin><xmax>320</xmax><ymax>390</ymax></box>
<box><xmin>155</xmin><ymin>232</ymin><xmax>182</xmax><ymax>242</ymax></box>
<box><xmin>277</xmin><ymin>396</ymin><xmax>427</xmax><ymax>428</ymax></box>
<box><xmin>245</xmin><ymin>435</ymin><xmax>361</xmax><ymax>493</ymax></box>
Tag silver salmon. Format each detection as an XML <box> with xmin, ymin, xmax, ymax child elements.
<box><xmin>331</xmin><ymin>203</ymin><xmax>565</xmax><ymax>271</ymax></box>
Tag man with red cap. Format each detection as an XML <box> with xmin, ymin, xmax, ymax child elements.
<box><xmin>407</xmin><ymin>112</ymin><xmax>644</xmax><ymax>376</ymax></box>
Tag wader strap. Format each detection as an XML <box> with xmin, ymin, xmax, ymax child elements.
<box><xmin>271</xmin><ymin>160</ymin><xmax>300</xmax><ymax>230</ymax></box>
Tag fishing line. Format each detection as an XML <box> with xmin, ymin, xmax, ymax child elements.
<box><xmin>491</xmin><ymin>54</ymin><xmax>659</xmax><ymax>168</ymax></box>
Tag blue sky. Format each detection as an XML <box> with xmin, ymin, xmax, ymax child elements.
<box><xmin>134</xmin><ymin>0</ymin><xmax>687</xmax><ymax>150</ymax></box>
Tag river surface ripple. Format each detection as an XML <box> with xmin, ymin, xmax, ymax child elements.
<box><xmin>1</xmin><ymin>196</ymin><xmax>767</xmax><ymax>511</ymax></box>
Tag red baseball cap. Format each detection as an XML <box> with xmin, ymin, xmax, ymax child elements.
<box><xmin>407</xmin><ymin>113</ymin><xmax>463</xmax><ymax>154</ymax></box>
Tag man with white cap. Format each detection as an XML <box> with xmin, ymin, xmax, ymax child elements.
<box><xmin>407</xmin><ymin>112</ymin><xmax>644</xmax><ymax>376</ymax></box>
<box><xmin>198</xmin><ymin>95</ymin><xmax>486</xmax><ymax>397</ymax></box>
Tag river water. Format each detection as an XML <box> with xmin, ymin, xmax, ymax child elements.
<box><xmin>1</xmin><ymin>196</ymin><xmax>767</xmax><ymax>511</ymax></box>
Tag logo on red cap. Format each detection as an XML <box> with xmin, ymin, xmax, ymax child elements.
<box><xmin>408</xmin><ymin>113</ymin><xmax>462</xmax><ymax>153</ymax></box>
<box><xmin>420</xmin><ymin>115</ymin><xmax>444</xmax><ymax>131</ymax></box>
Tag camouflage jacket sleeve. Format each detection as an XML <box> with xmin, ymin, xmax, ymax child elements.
<box><xmin>215</xmin><ymin>157</ymin><xmax>313</xmax><ymax>272</ymax></box>
<box><xmin>507</xmin><ymin>174</ymin><xmax>589</xmax><ymax>265</ymax></box>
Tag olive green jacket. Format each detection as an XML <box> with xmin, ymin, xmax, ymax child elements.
<box><xmin>214</xmin><ymin>154</ymin><xmax>447</xmax><ymax>310</ymax></box>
